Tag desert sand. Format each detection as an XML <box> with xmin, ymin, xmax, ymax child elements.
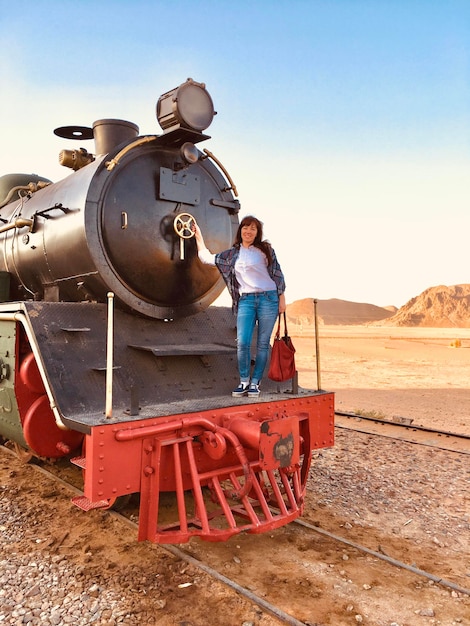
<box><xmin>293</xmin><ymin>324</ymin><xmax>470</xmax><ymax>434</ymax></box>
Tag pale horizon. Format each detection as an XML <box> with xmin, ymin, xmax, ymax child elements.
<box><xmin>1</xmin><ymin>1</ymin><xmax>469</xmax><ymax>309</ymax></box>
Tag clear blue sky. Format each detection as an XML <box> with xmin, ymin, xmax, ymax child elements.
<box><xmin>1</xmin><ymin>0</ymin><xmax>469</xmax><ymax>307</ymax></box>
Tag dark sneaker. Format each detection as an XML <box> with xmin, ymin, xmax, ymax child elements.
<box><xmin>247</xmin><ymin>383</ymin><xmax>260</xmax><ymax>397</ymax></box>
<box><xmin>232</xmin><ymin>383</ymin><xmax>249</xmax><ymax>397</ymax></box>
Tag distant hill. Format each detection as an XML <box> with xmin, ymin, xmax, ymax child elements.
<box><xmin>287</xmin><ymin>285</ymin><xmax>470</xmax><ymax>327</ymax></box>
<box><xmin>287</xmin><ymin>298</ymin><xmax>394</xmax><ymax>326</ymax></box>
<box><xmin>380</xmin><ymin>284</ymin><xmax>470</xmax><ymax>327</ymax></box>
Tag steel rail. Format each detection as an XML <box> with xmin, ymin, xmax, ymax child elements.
<box><xmin>294</xmin><ymin>517</ymin><xmax>470</xmax><ymax>597</ymax></box>
<box><xmin>335</xmin><ymin>411</ymin><xmax>470</xmax><ymax>454</ymax></box>
<box><xmin>335</xmin><ymin>410</ymin><xmax>470</xmax><ymax>441</ymax></box>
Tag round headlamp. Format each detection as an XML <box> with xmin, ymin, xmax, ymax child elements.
<box><xmin>156</xmin><ymin>78</ymin><xmax>215</xmax><ymax>132</ymax></box>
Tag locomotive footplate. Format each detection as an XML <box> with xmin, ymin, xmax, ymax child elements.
<box><xmin>2</xmin><ymin>300</ymin><xmax>318</xmax><ymax>430</ymax></box>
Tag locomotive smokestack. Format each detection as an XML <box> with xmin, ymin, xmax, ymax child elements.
<box><xmin>92</xmin><ymin>119</ymin><xmax>140</xmax><ymax>155</ymax></box>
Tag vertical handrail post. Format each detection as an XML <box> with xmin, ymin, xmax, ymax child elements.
<box><xmin>313</xmin><ymin>298</ymin><xmax>322</xmax><ymax>391</ymax></box>
<box><xmin>106</xmin><ymin>292</ymin><xmax>114</xmax><ymax>419</ymax></box>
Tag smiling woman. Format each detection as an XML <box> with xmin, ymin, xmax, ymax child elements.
<box><xmin>194</xmin><ymin>215</ymin><xmax>286</xmax><ymax>397</ymax></box>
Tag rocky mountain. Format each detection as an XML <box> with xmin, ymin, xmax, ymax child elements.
<box><xmin>287</xmin><ymin>285</ymin><xmax>470</xmax><ymax>327</ymax></box>
<box><xmin>286</xmin><ymin>298</ymin><xmax>394</xmax><ymax>326</ymax></box>
<box><xmin>380</xmin><ymin>284</ymin><xmax>470</xmax><ymax>327</ymax></box>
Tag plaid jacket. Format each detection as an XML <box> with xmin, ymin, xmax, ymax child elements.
<box><xmin>214</xmin><ymin>244</ymin><xmax>286</xmax><ymax>312</ymax></box>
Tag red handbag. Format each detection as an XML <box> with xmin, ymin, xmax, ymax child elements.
<box><xmin>268</xmin><ymin>313</ymin><xmax>296</xmax><ymax>382</ymax></box>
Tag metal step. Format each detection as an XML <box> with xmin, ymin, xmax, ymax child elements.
<box><xmin>70</xmin><ymin>455</ymin><xmax>86</xmax><ymax>469</ymax></box>
<box><xmin>71</xmin><ymin>495</ymin><xmax>111</xmax><ymax>511</ymax></box>
<box><xmin>129</xmin><ymin>342</ymin><xmax>236</xmax><ymax>356</ymax></box>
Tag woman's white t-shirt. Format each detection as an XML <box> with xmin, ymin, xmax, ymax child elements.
<box><xmin>234</xmin><ymin>246</ymin><xmax>276</xmax><ymax>294</ymax></box>
<box><xmin>198</xmin><ymin>245</ymin><xmax>276</xmax><ymax>294</ymax></box>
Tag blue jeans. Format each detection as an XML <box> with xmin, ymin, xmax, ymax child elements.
<box><xmin>236</xmin><ymin>290</ymin><xmax>279</xmax><ymax>385</ymax></box>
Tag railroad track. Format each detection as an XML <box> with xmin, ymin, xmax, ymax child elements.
<box><xmin>2</xmin><ymin>441</ymin><xmax>469</xmax><ymax>626</ymax></box>
<box><xmin>335</xmin><ymin>410</ymin><xmax>470</xmax><ymax>454</ymax></box>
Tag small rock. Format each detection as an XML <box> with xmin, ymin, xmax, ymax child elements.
<box><xmin>88</xmin><ymin>583</ymin><xmax>100</xmax><ymax>597</ymax></box>
<box><xmin>25</xmin><ymin>583</ymin><xmax>40</xmax><ymax>597</ymax></box>
<box><xmin>416</xmin><ymin>608</ymin><xmax>435</xmax><ymax>617</ymax></box>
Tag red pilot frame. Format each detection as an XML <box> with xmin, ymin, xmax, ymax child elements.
<box><xmin>72</xmin><ymin>394</ymin><xmax>334</xmax><ymax>544</ymax></box>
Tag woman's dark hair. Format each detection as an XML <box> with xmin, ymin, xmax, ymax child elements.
<box><xmin>234</xmin><ymin>215</ymin><xmax>272</xmax><ymax>265</ymax></box>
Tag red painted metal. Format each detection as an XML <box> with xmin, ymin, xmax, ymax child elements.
<box><xmin>16</xmin><ymin>344</ymin><xmax>84</xmax><ymax>458</ymax></box>
<box><xmin>73</xmin><ymin>393</ymin><xmax>334</xmax><ymax>543</ymax></box>
<box><xmin>19</xmin><ymin>352</ymin><xmax>45</xmax><ymax>395</ymax></box>
<box><xmin>22</xmin><ymin>395</ymin><xmax>84</xmax><ymax>458</ymax></box>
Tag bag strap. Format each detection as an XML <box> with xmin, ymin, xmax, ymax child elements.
<box><xmin>274</xmin><ymin>312</ymin><xmax>289</xmax><ymax>340</ymax></box>
<box><xmin>282</xmin><ymin>311</ymin><xmax>289</xmax><ymax>338</ymax></box>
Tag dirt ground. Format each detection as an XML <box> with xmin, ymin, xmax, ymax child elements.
<box><xmin>1</xmin><ymin>326</ymin><xmax>469</xmax><ymax>625</ymax></box>
<box><xmin>295</xmin><ymin>325</ymin><xmax>470</xmax><ymax>433</ymax></box>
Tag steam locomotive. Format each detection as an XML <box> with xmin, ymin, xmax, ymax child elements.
<box><xmin>0</xmin><ymin>79</ymin><xmax>334</xmax><ymax>543</ymax></box>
